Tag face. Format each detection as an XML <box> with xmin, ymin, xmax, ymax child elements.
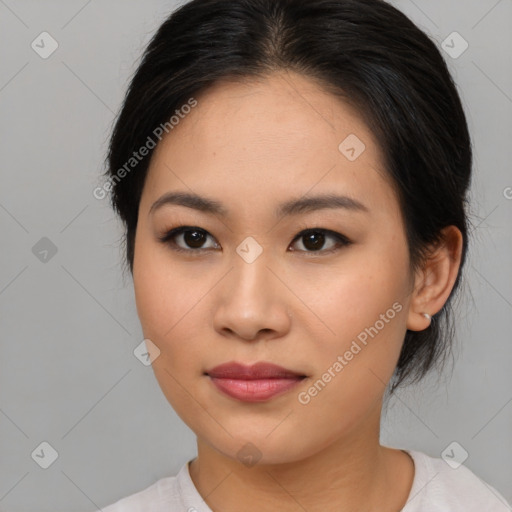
<box><xmin>133</xmin><ymin>71</ymin><xmax>416</xmax><ymax>465</ymax></box>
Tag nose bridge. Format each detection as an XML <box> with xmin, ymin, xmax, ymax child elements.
<box><xmin>213</xmin><ymin>240</ymin><xmax>291</xmax><ymax>339</ymax></box>
<box><xmin>229</xmin><ymin>240</ymin><xmax>278</xmax><ymax>305</ymax></box>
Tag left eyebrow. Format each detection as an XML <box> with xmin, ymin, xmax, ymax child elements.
<box><xmin>276</xmin><ymin>193</ymin><xmax>369</xmax><ymax>217</ymax></box>
<box><xmin>148</xmin><ymin>191</ymin><xmax>369</xmax><ymax>219</ymax></box>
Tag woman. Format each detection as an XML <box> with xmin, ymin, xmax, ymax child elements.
<box><xmin>99</xmin><ymin>0</ymin><xmax>511</xmax><ymax>510</ymax></box>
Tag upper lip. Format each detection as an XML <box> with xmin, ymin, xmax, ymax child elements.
<box><xmin>206</xmin><ymin>361</ymin><xmax>306</xmax><ymax>380</ymax></box>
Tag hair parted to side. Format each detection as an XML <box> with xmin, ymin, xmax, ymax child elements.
<box><xmin>103</xmin><ymin>0</ymin><xmax>473</xmax><ymax>396</ymax></box>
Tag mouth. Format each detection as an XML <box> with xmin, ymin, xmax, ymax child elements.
<box><xmin>205</xmin><ymin>361</ymin><xmax>307</xmax><ymax>402</ymax></box>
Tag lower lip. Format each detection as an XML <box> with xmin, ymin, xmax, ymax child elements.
<box><xmin>208</xmin><ymin>376</ymin><xmax>304</xmax><ymax>402</ymax></box>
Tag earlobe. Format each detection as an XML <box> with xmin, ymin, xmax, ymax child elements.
<box><xmin>406</xmin><ymin>226</ymin><xmax>463</xmax><ymax>331</ymax></box>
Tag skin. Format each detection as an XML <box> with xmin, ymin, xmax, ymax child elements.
<box><xmin>132</xmin><ymin>70</ymin><xmax>463</xmax><ymax>511</ymax></box>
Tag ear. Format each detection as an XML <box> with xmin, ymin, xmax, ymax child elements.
<box><xmin>407</xmin><ymin>226</ymin><xmax>464</xmax><ymax>331</ymax></box>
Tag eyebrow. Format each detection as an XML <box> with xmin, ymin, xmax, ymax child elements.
<box><xmin>149</xmin><ymin>191</ymin><xmax>369</xmax><ymax>218</ymax></box>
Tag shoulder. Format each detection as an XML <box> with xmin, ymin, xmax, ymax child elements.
<box><xmin>402</xmin><ymin>449</ymin><xmax>511</xmax><ymax>512</ymax></box>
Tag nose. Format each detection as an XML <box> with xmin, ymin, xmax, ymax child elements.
<box><xmin>212</xmin><ymin>254</ymin><xmax>292</xmax><ymax>342</ymax></box>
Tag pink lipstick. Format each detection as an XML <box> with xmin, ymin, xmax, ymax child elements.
<box><xmin>206</xmin><ymin>361</ymin><xmax>306</xmax><ymax>402</ymax></box>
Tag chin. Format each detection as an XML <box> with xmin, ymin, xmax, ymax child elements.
<box><xmin>198</xmin><ymin>425</ymin><xmax>323</xmax><ymax>468</ymax></box>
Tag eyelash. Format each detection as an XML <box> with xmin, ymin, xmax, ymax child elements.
<box><xmin>157</xmin><ymin>224</ymin><xmax>352</xmax><ymax>256</ymax></box>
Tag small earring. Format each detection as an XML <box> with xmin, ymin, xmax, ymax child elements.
<box><xmin>421</xmin><ymin>312</ymin><xmax>431</xmax><ymax>321</ymax></box>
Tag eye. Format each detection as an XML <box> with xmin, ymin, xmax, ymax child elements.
<box><xmin>289</xmin><ymin>228</ymin><xmax>352</xmax><ymax>255</ymax></box>
<box><xmin>158</xmin><ymin>225</ymin><xmax>352</xmax><ymax>255</ymax></box>
<box><xmin>158</xmin><ymin>226</ymin><xmax>219</xmax><ymax>253</ymax></box>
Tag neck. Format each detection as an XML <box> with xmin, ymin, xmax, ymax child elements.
<box><xmin>188</xmin><ymin>401</ymin><xmax>411</xmax><ymax>511</ymax></box>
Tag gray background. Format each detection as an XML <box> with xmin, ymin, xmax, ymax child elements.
<box><xmin>0</xmin><ymin>0</ymin><xmax>511</xmax><ymax>510</ymax></box>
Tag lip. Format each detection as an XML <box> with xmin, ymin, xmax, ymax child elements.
<box><xmin>205</xmin><ymin>361</ymin><xmax>307</xmax><ymax>402</ymax></box>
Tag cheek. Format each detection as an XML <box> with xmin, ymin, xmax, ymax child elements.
<box><xmin>298</xmin><ymin>253</ymin><xmax>409</xmax><ymax>338</ymax></box>
<box><xmin>134</xmin><ymin>232</ymin><xmax>193</xmax><ymax>328</ymax></box>
<box><xmin>132</xmin><ymin>245</ymin><xmax>207</xmax><ymax>413</ymax></box>
<box><xmin>293</xmin><ymin>247</ymin><xmax>411</xmax><ymax>394</ymax></box>
<box><xmin>132</xmin><ymin>246</ymin><xmax>238</xmax><ymax>414</ymax></box>
<box><xmin>289</xmin><ymin>269</ymin><xmax>409</xmax><ymax>443</ymax></box>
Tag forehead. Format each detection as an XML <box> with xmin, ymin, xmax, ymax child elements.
<box><xmin>143</xmin><ymin>70</ymin><xmax>397</xmax><ymax>221</ymax></box>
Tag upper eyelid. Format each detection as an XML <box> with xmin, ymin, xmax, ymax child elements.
<box><xmin>163</xmin><ymin>225</ymin><xmax>345</xmax><ymax>239</ymax></box>
<box><xmin>161</xmin><ymin>225</ymin><xmax>350</xmax><ymax>250</ymax></box>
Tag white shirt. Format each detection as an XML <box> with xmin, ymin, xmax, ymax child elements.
<box><xmin>101</xmin><ymin>449</ymin><xmax>511</xmax><ymax>511</ymax></box>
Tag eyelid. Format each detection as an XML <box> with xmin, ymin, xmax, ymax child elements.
<box><xmin>293</xmin><ymin>221</ymin><xmax>352</xmax><ymax>242</ymax></box>
<box><xmin>158</xmin><ymin>224</ymin><xmax>352</xmax><ymax>255</ymax></box>
<box><xmin>157</xmin><ymin>225</ymin><xmax>219</xmax><ymax>253</ymax></box>
<box><xmin>289</xmin><ymin>227</ymin><xmax>352</xmax><ymax>256</ymax></box>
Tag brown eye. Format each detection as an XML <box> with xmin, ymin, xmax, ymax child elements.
<box><xmin>159</xmin><ymin>226</ymin><xmax>219</xmax><ymax>252</ymax></box>
<box><xmin>159</xmin><ymin>225</ymin><xmax>351</xmax><ymax>256</ymax></box>
<box><xmin>182</xmin><ymin>229</ymin><xmax>208</xmax><ymax>248</ymax></box>
<box><xmin>290</xmin><ymin>229</ymin><xmax>351</xmax><ymax>254</ymax></box>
